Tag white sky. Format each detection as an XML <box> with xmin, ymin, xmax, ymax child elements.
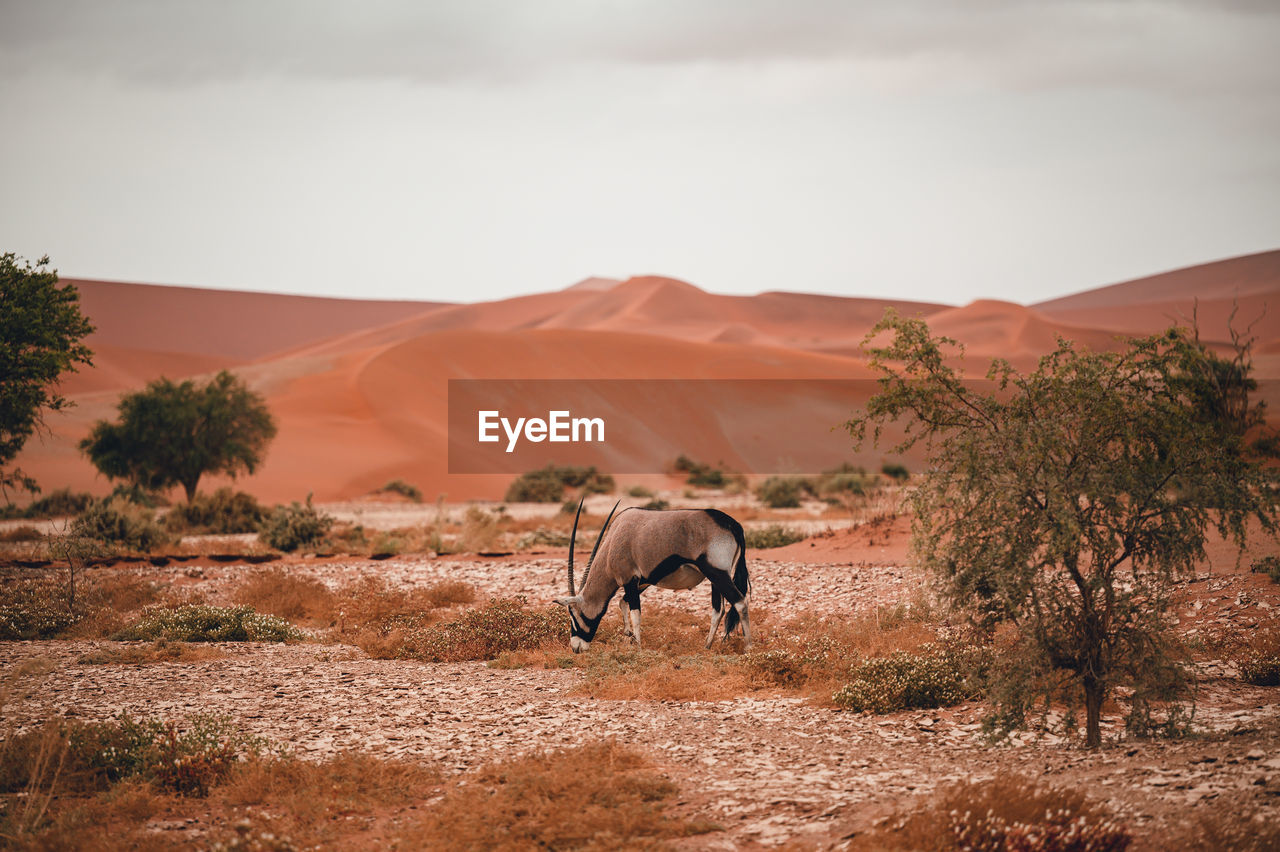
<box><xmin>1</xmin><ymin>0</ymin><xmax>1277</xmax><ymax>306</ymax></box>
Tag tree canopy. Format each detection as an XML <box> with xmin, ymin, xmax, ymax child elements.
<box><xmin>0</xmin><ymin>253</ymin><xmax>95</xmax><ymax>498</ymax></box>
<box><xmin>846</xmin><ymin>310</ymin><xmax>1277</xmax><ymax>747</ymax></box>
<box><xmin>81</xmin><ymin>370</ymin><xmax>277</xmax><ymax>502</ymax></box>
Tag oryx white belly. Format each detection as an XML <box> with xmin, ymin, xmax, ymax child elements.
<box><xmin>653</xmin><ymin>565</ymin><xmax>705</xmax><ymax>590</ymax></box>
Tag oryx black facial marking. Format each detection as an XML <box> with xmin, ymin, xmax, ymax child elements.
<box><xmin>553</xmin><ymin>500</ymin><xmax>752</xmax><ymax>653</ymax></box>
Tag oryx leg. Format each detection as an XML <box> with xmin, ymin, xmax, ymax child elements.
<box><xmin>706</xmin><ymin>587</ymin><xmax>727</xmax><ymax>649</ymax></box>
<box><xmin>622</xmin><ymin>581</ymin><xmax>643</xmax><ymax>647</ymax></box>
<box><xmin>699</xmin><ymin>558</ymin><xmax>751</xmax><ymax>649</ymax></box>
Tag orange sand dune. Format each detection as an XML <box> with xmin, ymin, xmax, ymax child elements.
<box><xmin>14</xmin><ymin>252</ymin><xmax>1280</xmax><ymax>505</ymax></box>
<box><xmin>264</xmin><ymin>329</ymin><xmax>880</xmax><ymax>501</ymax></box>
<box><xmin>59</xmin><ymin>344</ymin><xmax>244</xmax><ymax>396</ymax></box>
<box><xmin>538</xmin><ymin>276</ymin><xmax>948</xmax><ymax>352</ymax></box>
<box><xmin>283</xmin><ymin>275</ymin><xmax>948</xmax><ymax>364</ymax></box>
<box><xmin>925</xmin><ymin>299</ymin><xmax>1128</xmax><ymax>370</ymax></box>
<box><xmin>70</xmin><ymin>278</ymin><xmax>444</xmax><ymax>361</ymax></box>
<box><xmin>1033</xmin><ymin>250</ymin><xmax>1280</xmax><ymax>345</ymax></box>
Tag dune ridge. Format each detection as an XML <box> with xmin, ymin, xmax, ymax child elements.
<box><xmin>14</xmin><ymin>252</ymin><xmax>1279</xmax><ymax>502</ymax></box>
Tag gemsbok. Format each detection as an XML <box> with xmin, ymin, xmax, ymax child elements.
<box><xmin>553</xmin><ymin>499</ymin><xmax>752</xmax><ymax>653</ymax></box>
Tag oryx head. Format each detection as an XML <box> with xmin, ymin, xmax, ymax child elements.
<box><xmin>554</xmin><ymin>496</ymin><xmax>620</xmax><ymax>653</ymax></box>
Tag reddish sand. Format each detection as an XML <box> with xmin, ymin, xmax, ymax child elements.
<box><xmin>14</xmin><ymin>253</ymin><xmax>1280</xmax><ymax>503</ymax></box>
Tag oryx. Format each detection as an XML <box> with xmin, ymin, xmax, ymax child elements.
<box><xmin>553</xmin><ymin>499</ymin><xmax>752</xmax><ymax>653</ymax></box>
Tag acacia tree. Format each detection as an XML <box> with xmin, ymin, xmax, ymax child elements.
<box><xmin>81</xmin><ymin>370</ymin><xmax>276</xmax><ymax>502</ymax></box>
<box><xmin>0</xmin><ymin>253</ymin><xmax>94</xmax><ymax>499</ymax></box>
<box><xmin>846</xmin><ymin>311</ymin><xmax>1276</xmax><ymax>748</ymax></box>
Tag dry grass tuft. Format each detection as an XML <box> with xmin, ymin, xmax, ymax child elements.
<box><xmin>0</xmin><ymin>525</ymin><xmax>44</xmax><ymax>543</ymax></box>
<box><xmin>76</xmin><ymin>640</ymin><xmax>226</xmax><ymax>666</ymax></box>
<box><xmin>851</xmin><ymin>774</ymin><xmax>1131</xmax><ymax>852</ymax></box>
<box><xmin>403</xmin><ymin>741</ymin><xmax>718</xmax><ymax>851</ymax></box>
<box><xmin>1169</xmin><ymin>799</ymin><xmax>1280</xmax><ymax>851</ymax></box>
<box><xmin>210</xmin><ymin>751</ymin><xmax>442</xmax><ymax>847</ymax></box>
<box><xmin>233</xmin><ymin>567</ymin><xmax>335</xmax><ymax>624</ymax></box>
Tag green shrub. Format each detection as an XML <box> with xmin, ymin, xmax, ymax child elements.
<box><xmin>673</xmin><ymin>455</ymin><xmax>733</xmax><ymax>488</ymax></box>
<box><xmin>13</xmin><ymin>487</ymin><xmax>94</xmax><ymax>518</ymax></box>
<box><xmin>393</xmin><ymin>597</ymin><xmax>565</xmax><ymax>662</ymax></box>
<box><xmin>517</xmin><ymin>527</ymin><xmax>572</xmax><ymax>548</ymax></box>
<box><xmin>114</xmin><ymin>604</ymin><xmax>303</xmax><ymax>642</ymax></box>
<box><xmin>506</xmin><ymin>465</ymin><xmax>614</xmax><ymax>502</ymax></box>
<box><xmin>72</xmin><ymin>496</ymin><xmax>172</xmax><ymax>551</ymax></box>
<box><xmin>166</xmin><ymin>487</ymin><xmax>266</xmax><ymax>534</ymax></box>
<box><xmin>643</xmin><ymin>498</ymin><xmax>670</xmax><ymax>511</ymax></box>
<box><xmin>1251</xmin><ymin>555</ymin><xmax>1280</xmax><ymax>583</ymax></box>
<box><xmin>833</xmin><ymin>643</ymin><xmax>983</xmax><ymax>713</ymax></box>
<box><xmin>880</xmin><ymin>462</ymin><xmax>910</xmax><ymax>482</ymax></box>
<box><xmin>381</xmin><ymin>479</ymin><xmax>423</xmax><ymax>502</ymax></box>
<box><xmin>755</xmin><ymin>475</ymin><xmax>811</xmax><ymax>508</ymax></box>
<box><xmin>743</xmin><ymin>648</ymin><xmax>811</xmax><ymax>687</ymax></box>
<box><xmin>1</xmin><ymin>712</ymin><xmax>265</xmax><ymax>797</ymax></box>
<box><xmin>507</xmin><ymin>469</ymin><xmax>567</xmax><ymax>503</ymax></box>
<box><xmin>259</xmin><ymin>497</ymin><xmax>333</xmax><ymax>552</ymax></box>
<box><xmin>744</xmin><ymin>524</ymin><xmax>804</xmax><ymax>549</ymax></box>
<box><xmin>0</xmin><ymin>578</ymin><xmax>78</xmax><ymax>639</ymax></box>
<box><xmin>816</xmin><ymin>463</ymin><xmax>877</xmax><ymax>497</ymax></box>
<box><xmin>627</xmin><ymin>485</ymin><xmax>655</xmax><ymax>498</ymax></box>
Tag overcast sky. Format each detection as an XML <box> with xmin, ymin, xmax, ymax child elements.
<box><xmin>2</xmin><ymin>1</ymin><xmax>1277</xmax><ymax>306</ymax></box>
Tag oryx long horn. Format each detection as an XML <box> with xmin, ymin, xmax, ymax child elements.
<box><xmin>567</xmin><ymin>497</ymin><xmax>585</xmax><ymax>596</ymax></box>
<box><xmin>579</xmin><ymin>499</ymin><xmax>621</xmax><ymax>591</ymax></box>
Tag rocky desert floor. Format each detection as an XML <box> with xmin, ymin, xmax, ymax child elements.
<box><xmin>3</xmin><ymin>518</ymin><xmax>1280</xmax><ymax>850</ymax></box>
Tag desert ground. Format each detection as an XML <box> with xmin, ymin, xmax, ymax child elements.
<box><xmin>3</xmin><ymin>500</ymin><xmax>1278</xmax><ymax>849</ymax></box>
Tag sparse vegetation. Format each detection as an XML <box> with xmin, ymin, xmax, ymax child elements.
<box><xmin>380</xmin><ymin>478</ymin><xmax>423</xmax><ymax>502</ymax></box>
<box><xmin>848</xmin><ymin>310</ymin><xmax>1279</xmax><ymax>746</ymax></box>
<box><xmin>388</xmin><ymin>597</ymin><xmax>564</xmax><ymax>663</ymax></box>
<box><xmin>71</xmin><ymin>496</ymin><xmax>172</xmax><ymax>551</ymax></box>
<box><xmin>1251</xmin><ymin>554</ymin><xmax>1280</xmax><ymax>584</ymax></box>
<box><xmin>81</xmin><ymin>369</ymin><xmax>277</xmax><ymax>502</ymax></box>
<box><xmin>833</xmin><ymin>642</ymin><xmax>985</xmax><ymax>714</ymax></box>
<box><xmin>0</xmin><ymin>577</ymin><xmax>80</xmax><ymax>639</ymax></box>
<box><xmin>258</xmin><ymin>496</ymin><xmax>333</xmax><ymax>552</ymax></box>
<box><xmin>77</xmin><ymin>640</ymin><xmax>226</xmax><ymax>666</ymax></box>
<box><xmin>755</xmin><ymin>475</ymin><xmax>808</xmax><ymax>508</ymax></box>
<box><xmin>880</xmin><ymin>462</ymin><xmax>910</xmax><ymax>482</ymax></box>
<box><xmin>0</xmin><ymin>252</ymin><xmax>95</xmax><ymax>500</ymax></box>
<box><xmin>404</xmin><ymin>741</ymin><xmax>716</xmax><ymax>850</ymax></box>
<box><xmin>744</xmin><ymin>523</ymin><xmax>804</xmax><ymax>549</ymax></box>
<box><xmin>505</xmin><ymin>464</ymin><xmax>615</xmax><ymax>502</ymax></box>
<box><xmin>1173</xmin><ymin>802</ymin><xmax>1280</xmax><ymax>852</ymax></box>
<box><xmin>165</xmin><ymin>487</ymin><xmax>266</xmax><ymax>534</ymax></box>
<box><xmin>114</xmin><ymin>604</ymin><xmax>303</xmax><ymax>643</ymax></box>
<box><xmin>852</xmin><ymin>774</ymin><xmax>1131</xmax><ymax>852</ymax></box>
<box><xmin>1</xmin><ymin>487</ymin><xmax>94</xmax><ymax>519</ymax></box>
<box><xmin>0</xmin><ymin>525</ymin><xmax>43</xmax><ymax>543</ymax></box>
<box><xmin>1235</xmin><ymin>627</ymin><xmax>1280</xmax><ymax>687</ymax></box>
<box><xmin>673</xmin><ymin>455</ymin><xmax>741</xmax><ymax>489</ymax></box>
<box><xmin>627</xmin><ymin>485</ymin><xmax>655</xmax><ymax>498</ymax></box>
<box><xmin>0</xmin><ymin>712</ymin><xmax>266</xmax><ymax>800</ymax></box>
<box><xmin>458</xmin><ymin>504</ymin><xmax>500</xmax><ymax>552</ymax></box>
<box><xmin>233</xmin><ymin>567</ymin><xmax>334</xmax><ymax>624</ymax></box>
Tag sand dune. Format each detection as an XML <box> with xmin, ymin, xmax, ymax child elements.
<box><xmin>13</xmin><ymin>251</ymin><xmax>1279</xmax><ymax>504</ymax></box>
<box><xmin>1033</xmin><ymin>250</ymin><xmax>1280</xmax><ymax>344</ymax></box>
<box><xmin>70</xmin><ymin>278</ymin><xmax>443</xmax><ymax>361</ymax></box>
<box><xmin>925</xmin><ymin>299</ymin><xmax>1127</xmax><ymax>369</ymax></box>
